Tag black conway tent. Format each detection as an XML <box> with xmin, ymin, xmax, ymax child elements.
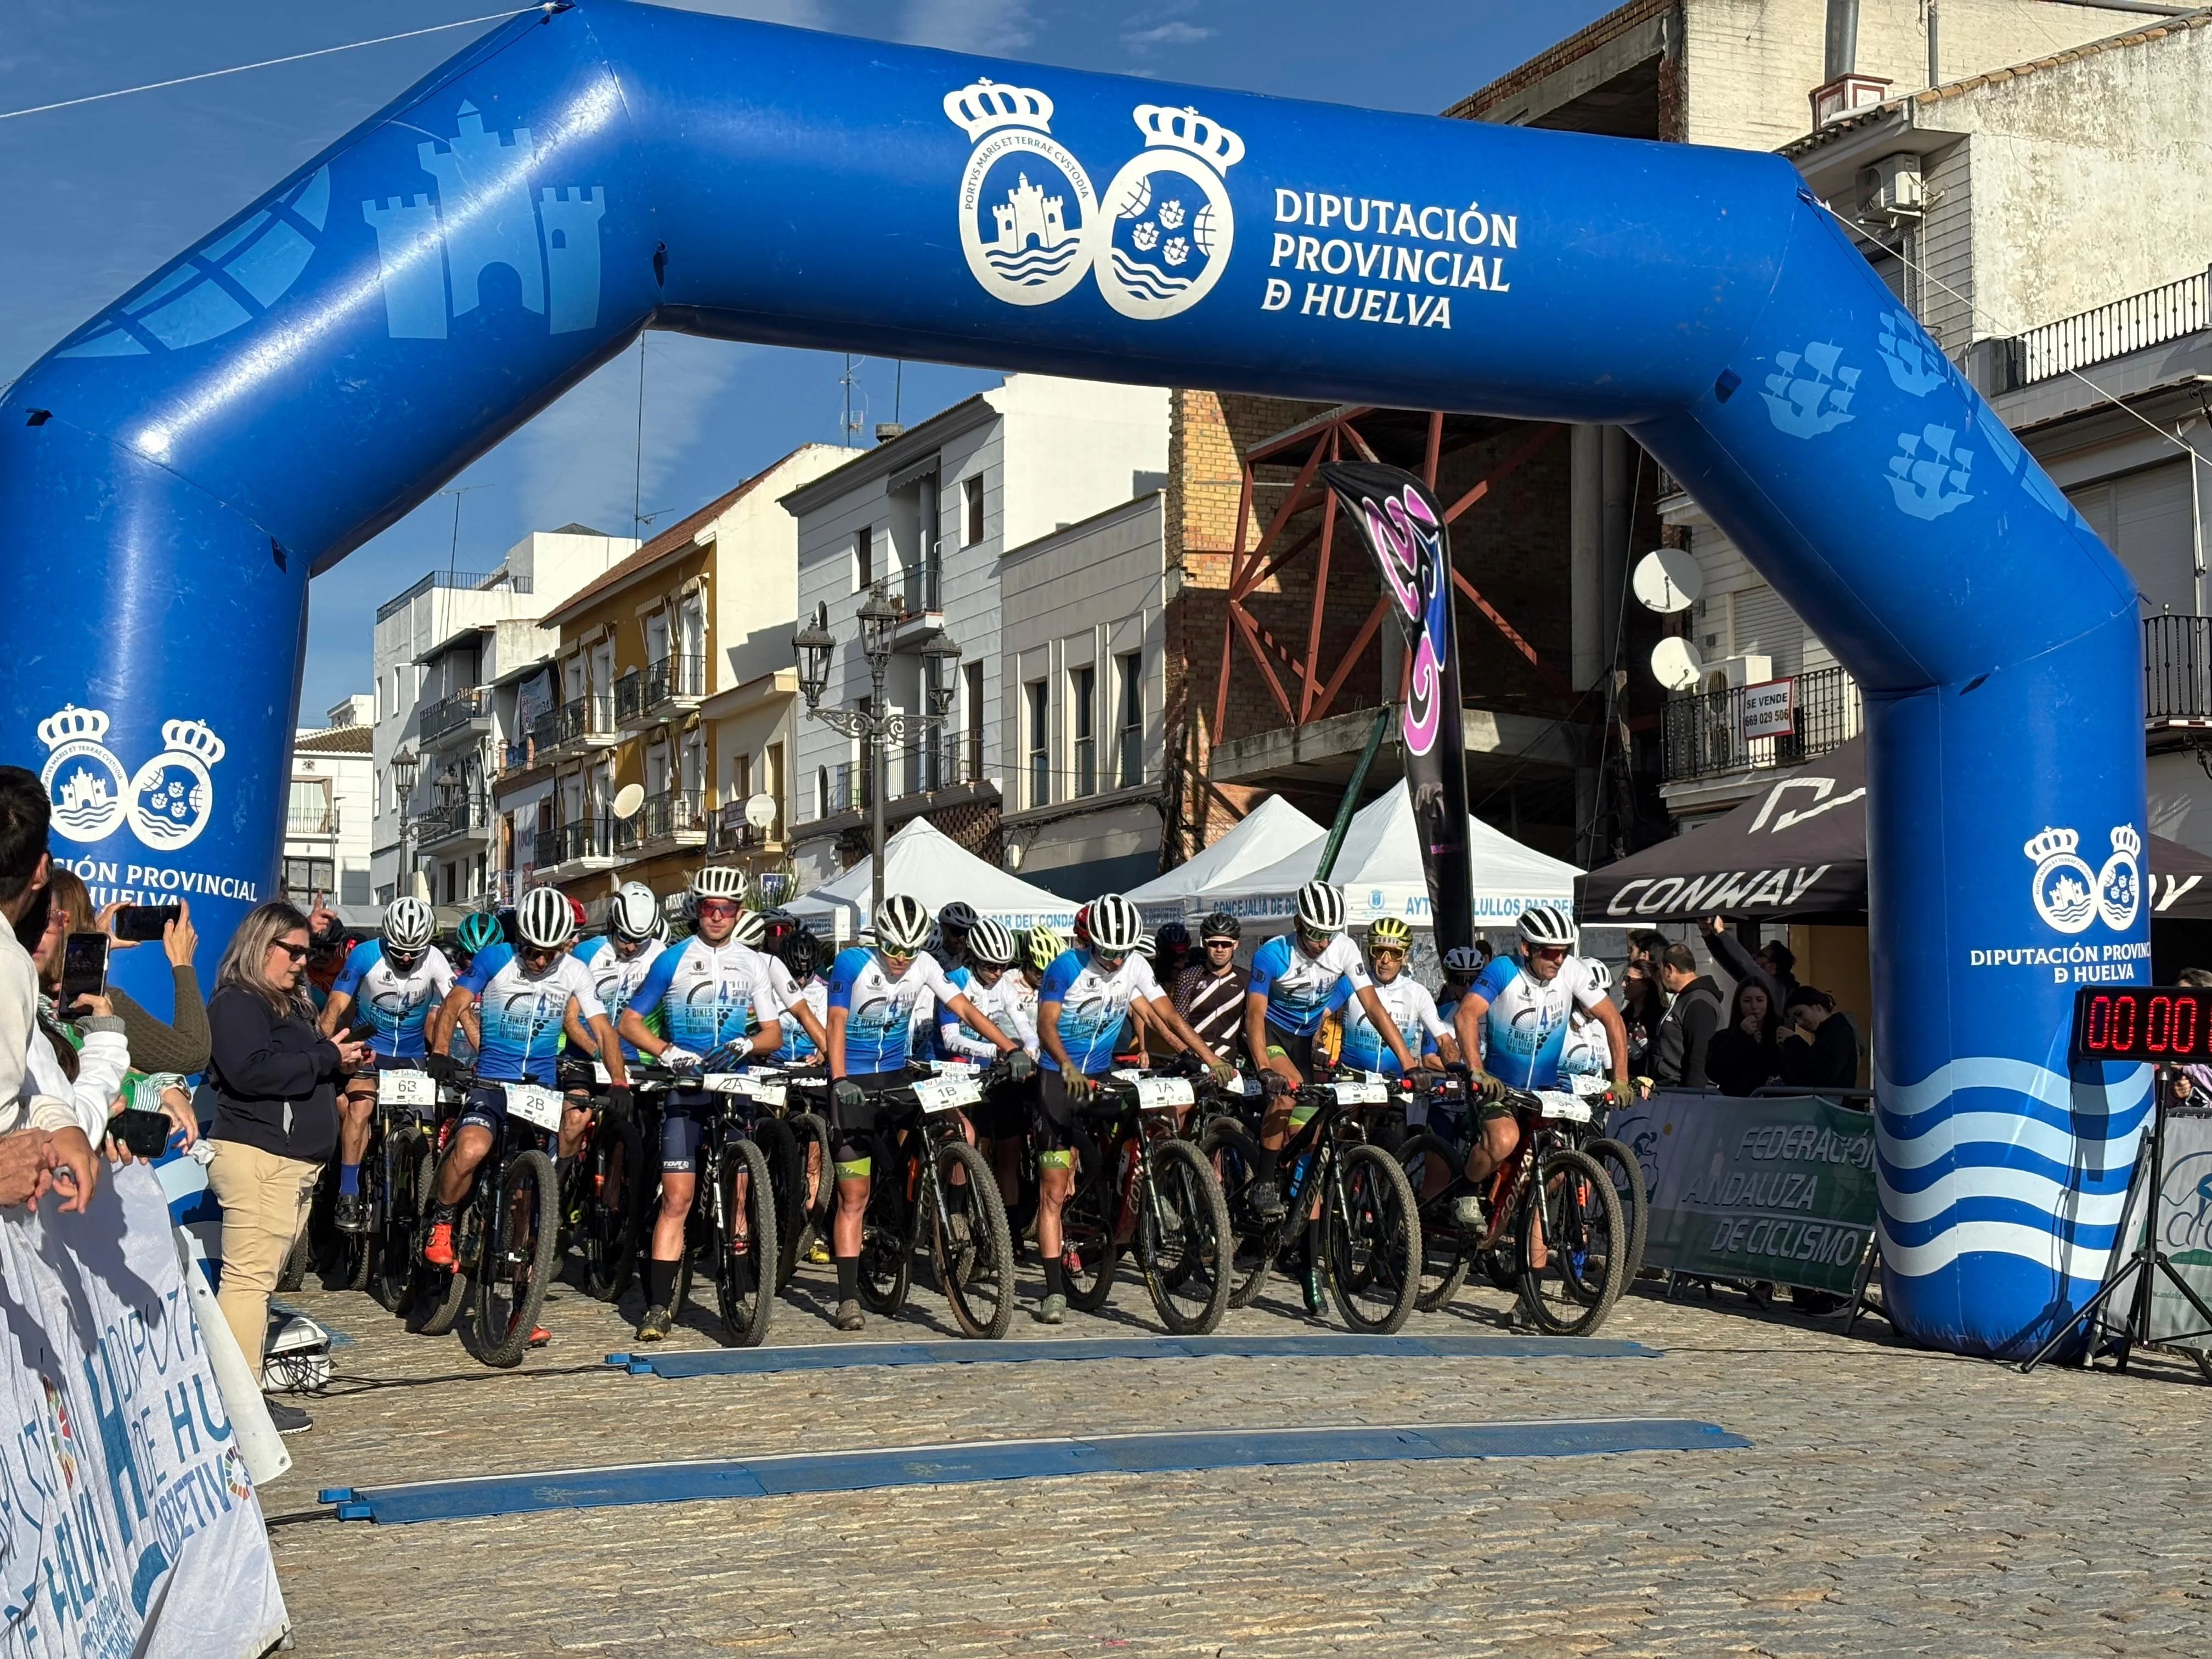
<box><xmin>1583</xmin><ymin>737</ymin><xmax>2212</xmax><ymax>925</ymax></box>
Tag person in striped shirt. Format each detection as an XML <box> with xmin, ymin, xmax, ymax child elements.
<box><xmin>1171</xmin><ymin>910</ymin><xmax>1250</xmax><ymax>1064</ymax></box>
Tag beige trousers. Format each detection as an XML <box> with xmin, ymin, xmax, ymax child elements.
<box><xmin>206</xmin><ymin>1140</ymin><xmax>320</xmax><ymax>1373</ymax></box>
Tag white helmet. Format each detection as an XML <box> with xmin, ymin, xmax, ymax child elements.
<box><xmin>1517</xmin><ymin>905</ymin><xmax>1578</xmax><ymax>950</ymax></box>
<box><xmin>517</xmin><ymin>886</ymin><xmax>577</xmax><ymax>950</ymax></box>
<box><xmin>1134</xmin><ymin>931</ymin><xmax>1156</xmax><ymax>960</ymax></box>
<box><xmin>610</xmin><ymin>882</ymin><xmax>660</xmax><ymax>943</ymax></box>
<box><xmin>381</xmin><ymin>895</ymin><xmax>435</xmax><ymax>953</ymax></box>
<box><xmin>1086</xmin><ymin>893</ymin><xmax>1144</xmax><ymax>953</ymax></box>
<box><xmin>689</xmin><ymin>866</ymin><xmax>747</xmax><ymax>904</ymax></box>
<box><xmin>1296</xmin><ymin>880</ymin><xmax>1347</xmax><ymax>935</ymax></box>
<box><xmin>1442</xmin><ymin>944</ymin><xmax>1486</xmax><ymax>975</ymax></box>
<box><xmin>874</xmin><ymin>894</ymin><xmax>933</xmax><ymax>955</ymax></box>
<box><xmin>732</xmin><ymin>910</ymin><xmax>767</xmax><ymax>947</ymax></box>
<box><xmin>967</xmin><ymin>917</ymin><xmax>1016</xmax><ymax>967</ymax></box>
<box><xmin>1580</xmin><ymin>956</ymin><xmax>1613</xmax><ymax>993</ymax></box>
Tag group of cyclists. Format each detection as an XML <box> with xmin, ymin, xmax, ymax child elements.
<box><xmin>303</xmin><ymin>860</ymin><xmax>1639</xmax><ymax>1350</ymax></box>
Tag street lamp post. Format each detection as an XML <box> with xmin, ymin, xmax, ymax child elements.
<box><xmin>794</xmin><ymin>583</ymin><xmax>962</xmax><ymax>928</ymax></box>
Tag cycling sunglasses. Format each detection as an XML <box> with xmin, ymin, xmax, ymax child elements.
<box><xmin>695</xmin><ymin>899</ymin><xmax>741</xmax><ymax>920</ymax></box>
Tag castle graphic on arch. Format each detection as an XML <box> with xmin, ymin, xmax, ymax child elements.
<box><xmin>982</xmin><ymin>172</ymin><xmax>1083</xmax><ymax>287</ymax></box>
<box><xmin>359</xmin><ymin>102</ymin><xmax>606</xmax><ymax>340</ymax></box>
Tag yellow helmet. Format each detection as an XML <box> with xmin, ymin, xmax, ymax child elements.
<box><xmin>1367</xmin><ymin>916</ymin><xmax>1412</xmax><ymax>951</ymax></box>
<box><xmin>1026</xmin><ymin>924</ymin><xmax>1065</xmax><ymax>971</ymax></box>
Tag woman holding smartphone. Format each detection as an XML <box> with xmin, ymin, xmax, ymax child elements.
<box><xmin>205</xmin><ymin>901</ymin><xmax>369</xmax><ymax>1435</ymax></box>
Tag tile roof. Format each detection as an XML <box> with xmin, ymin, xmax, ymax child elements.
<box><xmin>294</xmin><ymin>725</ymin><xmax>373</xmax><ymax>754</ymax></box>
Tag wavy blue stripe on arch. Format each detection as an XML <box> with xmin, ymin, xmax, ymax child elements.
<box><xmin>1876</xmin><ymin>1093</ymin><xmax>2150</xmax><ymax>1149</ymax></box>
<box><xmin>1876</xmin><ymin>1195</ymin><xmax>2124</xmax><ymax>1252</ymax></box>
<box><xmin>1876</xmin><ymin>1144</ymin><xmax>2141</xmax><ymax>1198</ymax></box>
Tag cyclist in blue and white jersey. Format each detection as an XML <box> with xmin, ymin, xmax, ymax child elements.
<box><xmin>317</xmin><ymin>895</ymin><xmax>455</xmax><ymax>1234</ymax></box>
<box><xmin>423</xmin><ymin>888</ymin><xmax>627</xmax><ymax>1298</ymax></box>
<box><xmin>1032</xmin><ymin>893</ymin><xmax>1235</xmax><ymax>1324</ymax></box>
<box><xmin>1558</xmin><ymin>956</ymin><xmax>1617</xmax><ymax>1081</ymax></box>
<box><xmin>570</xmin><ymin>882</ymin><xmax>668</xmax><ymax>1065</ymax></box>
<box><xmin>761</xmin><ymin>919</ymin><xmax>830</xmax><ymax>1065</ymax></box>
<box><xmin>1240</xmin><ymin>881</ymin><xmax>1420</xmax><ymax>1220</ymax></box>
<box><xmin>1448</xmin><ymin>906</ymin><xmax>1630</xmax><ymax>1231</ymax></box>
<box><xmin>934</xmin><ymin>918</ymin><xmax>1039</xmax><ymax>1214</ymax></box>
<box><xmin>612</xmin><ymin>866</ymin><xmax>788</xmax><ymax>1342</ymax></box>
<box><xmin>1337</xmin><ymin>916</ymin><xmax>1458</xmax><ymax>1078</ymax></box>
<box><xmin>732</xmin><ymin>907</ymin><xmax>828</xmax><ymax>1061</ymax></box>
<box><xmin>822</xmin><ymin>894</ymin><xmax>1028</xmax><ymax>1333</ymax></box>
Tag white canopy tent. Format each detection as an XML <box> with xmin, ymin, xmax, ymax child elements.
<box><xmin>1199</xmin><ymin>782</ymin><xmax>1580</xmax><ymax>928</ymax></box>
<box><xmin>1122</xmin><ymin>794</ymin><xmax>1327</xmax><ymax>925</ymax></box>
<box><xmin>786</xmin><ymin>816</ymin><xmax>1079</xmax><ymax>943</ymax></box>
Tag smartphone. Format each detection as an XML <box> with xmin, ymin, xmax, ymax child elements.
<box><xmin>60</xmin><ymin>932</ymin><xmax>109</xmax><ymax>1007</ymax></box>
<box><xmin>346</xmin><ymin>1020</ymin><xmax>377</xmax><ymax>1048</ymax></box>
<box><xmin>113</xmin><ymin>904</ymin><xmax>180</xmax><ymax>942</ymax></box>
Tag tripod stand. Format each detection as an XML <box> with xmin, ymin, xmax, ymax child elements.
<box><xmin>2021</xmin><ymin>1065</ymin><xmax>2212</xmax><ymax>1376</ymax></box>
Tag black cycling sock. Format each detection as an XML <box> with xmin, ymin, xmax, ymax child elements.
<box><xmin>429</xmin><ymin>1199</ymin><xmax>458</xmax><ymax>1225</ymax></box>
<box><xmin>836</xmin><ymin>1255</ymin><xmax>858</xmax><ymax>1301</ymax></box>
<box><xmin>646</xmin><ymin>1258</ymin><xmax>678</xmax><ymax>1311</ymax></box>
<box><xmin>1042</xmin><ymin>1257</ymin><xmax>1066</xmax><ymax>1298</ymax></box>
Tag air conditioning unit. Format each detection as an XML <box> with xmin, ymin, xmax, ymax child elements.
<box><xmin>1860</xmin><ymin>152</ymin><xmax>1923</xmax><ymax>219</ymax></box>
<box><xmin>1707</xmin><ymin>653</ymin><xmax>1773</xmax><ymax>692</ymax></box>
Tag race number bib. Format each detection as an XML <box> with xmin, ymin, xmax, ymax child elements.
<box><xmin>377</xmin><ymin>1070</ymin><xmax>435</xmax><ymax>1109</ymax></box>
<box><xmin>913</xmin><ymin>1073</ymin><xmax>982</xmax><ymax>1114</ymax></box>
<box><xmin>505</xmin><ymin>1084</ymin><xmax>565</xmax><ymax>1131</ymax></box>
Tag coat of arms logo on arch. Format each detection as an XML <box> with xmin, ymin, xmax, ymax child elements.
<box><xmin>945</xmin><ymin>79</ymin><xmax>1242</xmax><ymax>320</ymax></box>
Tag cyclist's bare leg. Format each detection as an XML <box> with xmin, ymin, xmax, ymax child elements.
<box><xmin>832</xmin><ymin>1172</ymin><xmax>868</xmax><ymax>1257</ymax></box>
<box><xmin>558</xmin><ymin>1097</ymin><xmax>591</xmax><ymax>1161</ymax></box>
<box><xmin>652</xmin><ymin>1169</ymin><xmax>695</xmax><ymax>1262</ymax></box>
<box><xmin>1034</xmin><ymin>1158</ymin><xmax>1074</xmax><ymax>1260</ymax></box>
<box><xmin>435</xmin><ymin>1125</ymin><xmax>493</xmax><ymax>1206</ymax></box>
<box><xmin>337</xmin><ymin>1079</ymin><xmax>375</xmax><ymax>1166</ymax></box>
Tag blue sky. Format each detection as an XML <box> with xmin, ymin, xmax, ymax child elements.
<box><xmin>1</xmin><ymin>0</ymin><xmax>1613</xmax><ymax>719</ymax></box>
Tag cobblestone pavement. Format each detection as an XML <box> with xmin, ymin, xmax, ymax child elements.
<box><xmin>262</xmin><ymin>1249</ymin><xmax>2212</xmax><ymax>1658</ymax></box>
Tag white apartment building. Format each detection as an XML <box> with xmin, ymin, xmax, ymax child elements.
<box><xmin>369</xmin><ymin>524</ymin><xmax>635</xmax><ymax>904</ymax></box>
<box><xmin>781</xmin><ymin>375</ymin><xmax>1170</xmax><ymax>891</ymax></box>
<box><xmin>285</xmin><ymin>695</ymin><xmax>375</xmax><ymax>915</ymax></box>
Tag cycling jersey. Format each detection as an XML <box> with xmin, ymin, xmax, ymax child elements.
<box><xmin>626</xmin><ymin>935</ymin><xmax>783</xmax><ymax>1055</ymax></box>
<box><xmin>330</xmin><ymin>939</ymin><xmax>456</xmax><ymax>1060</ymax></box>
<box><xmin>1340</xmin><ymin>973</ymin><xmax>1449</xmax><ymax>1077</ymax></box>
<box><xmin>458</xmin><ymin>944</ymin><xmax>606</xmax><ymax>1086</ymax></box>
<box><xmin>774</xmin><ymin>974</ymin><xmax>828</xmax><ymax>1064</ymax></box>
<box><xmin>573</xmin><ymin>935</ymin><xmax>665</xmax><ymax>1061</ymax></box>
<box><xmin>1248</xmin><ymin>932</ymin><xmax>1372</xmax><ymax>1037</ymax></box>
<box><xmin>1467</xmin><ymin>953</ymin><xmax>1608</xmax><ymax>1090</ymax></box>
<box><xmin>1560</xmin><ymin>1009</ymin><xmax>1615</xmax><ymax>1078</ymax></box>
<box><xmin>939</xmin><ymin>968</ymin><xmax>1037</xmax><ymax>1060</ymax></box>
<box><xmin>1036</xmin><ymin>949</ymin><xmax>1165</xmax><ymax>1075</ymax></box>
<box><xmin>828</xmin><ymin>947</ymin><xmax>966</xmax><ymax>1075</ymax></box>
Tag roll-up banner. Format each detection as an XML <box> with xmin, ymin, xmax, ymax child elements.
<box><xmin>1319</xmin><ymin>462</ymin><xmax>1473</xmax><ymax>958</ymax></box>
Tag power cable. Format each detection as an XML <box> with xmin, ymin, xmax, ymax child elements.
<box><xmin>0</xmin><ymin>9</ymin><xmax>545</xmax><ymax>123</ymax></box>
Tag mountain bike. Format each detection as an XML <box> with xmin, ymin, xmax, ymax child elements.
<box><xmin>411</xmin><ymin>1070</ymin><xmax>562</xmax><ymax>1367</ymax></box>
<box><xmin>1053</xmin><ymin>1064</ymin><xmax>1233</xmax><ymax>1334</ymax></box>
<box><xmin>852</xmin><ymin>1062</ymin><xmax>1018</xmax><ymax>1340</ymax></box>
<box><xmin>1201</xmin><ymin>1071</ymin><xmax>1420</xmax><ymax>1333</ymax></box>
<box><xmin>718</xmin><ymin>1065</ymin><xmax>833</xmax><ymax>1292</ymax></box>
<box><xmin>655</xmin><ymin>1053</ymin><xmax>780</xmax><ymax>1347</ymax></box>
<box><xmin>575</xmin><ymin>1060</ymin><xmax>655</xmax><ymax>1303</ymax></box>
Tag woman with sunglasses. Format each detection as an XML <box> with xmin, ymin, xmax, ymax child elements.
<box><xmin>205</xmin><ymin>901</ymin><xmax>372</xmax><ymax>1435</ymax></box>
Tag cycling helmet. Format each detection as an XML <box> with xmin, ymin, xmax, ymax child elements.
<box><xmin>1072</xmin><ymin>903</ymin><xmax>1091</xmax><ymax>946</ymax></box>
<box><xmin>968</xmin><ymin>916</ymin><xmax>1016</xmax><ymax>967</ymax></box>
<box><xmin>1086</xmin><ymin>893</ymin><xmax>1145</xmax><ymax>953</ymax></box>
<box><xmin>517</xmin><ymin>886</ymin><xmax>577</xmax><ymax>950</ymax></box>
<box><xmin>1155</xmin><ymin>921</ymin><xmax>1190</xmax><ymax>953</ymax></box>
<box><xmin>938</xmin><ymin>900</ymin><xmax>979</xmax><ymax>935</ymax></box>
<box><xmin>781</xmin><ymin>927</ymin><xmax>821</xmax><ymax>981</ymax></box>
<box><xmin>1441</xmin><ymin>944</ymin><xmax>1486</xmax><ymax>975</ymax></box>
<box><xmin>732</xmin><ymin>910</ymin><xmax>767</xmax><ymax>947</ymax></box>
<box><xmin>1133</xmin><ymin>931</ymin><xmax>1156</xmax><ymax>960</ymax></box>
<box><xmin>1198</xmin><ymin>910</ymin><xmax>1241</xmax><ymax>944</ymax></box>
<box><xmin>1580</xmin><ymin>956</ymin><xmax>1614</xmax><ymax>994</ymax></box>
<box><xmin>609</xmin><ymin>881</ymin><xmax>660</xmax><ymax>943</ymax></box>
<box><xmin>456</xmin><ymin>911</ymin><xmax>504</xmax><ymax>957</ymax></box>
<box><xmin>1367</xmin><ymin>916</ymin><xmax>1412</xmax><ymax>951</ymax></box>
<box><xmin>1025</xmin><ymin>926</ymin><xmax>1065</xmax><ymax>971</ymax></box>
<box><xmin>689</xmin><ymin>866</ymin><xmax>747</xmax><ymax>904</ymax></box>
<box><xmin>1516</xmin><ymin>905</ymin><xmax>1578</xmax><ymax>950</ymax></box>
<box><xmin>874</xmin><ymin>893</ymin><xmax>933</xmax><ymax>955</ymax></box>
<box><xmin>382</xmin><ymin>895</ymin><xmax>435</xmax><ymax>953</ymax></box>
<box><xmin>1295</xmin><ymin>880</ymin><xmax>1347</xmax><ymax>934</ymax></box>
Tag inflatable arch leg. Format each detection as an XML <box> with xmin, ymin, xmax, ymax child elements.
<box><xmin>0</xmin><ymin>2</ymin><xmax>2147</xmax><ymax>1355</ymax></box>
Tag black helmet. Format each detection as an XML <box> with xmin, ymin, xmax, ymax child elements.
<box><xmin>1199</xmin><ymin>910</ymin><xmax>1240</xmax><ymax>944</ymax></box>
<box><xmin>1155</xmin><ymin>921</ymin><xmax>1190</xmax><ymax>952</ymax></box>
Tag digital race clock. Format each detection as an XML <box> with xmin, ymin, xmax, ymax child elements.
<box><xmin>2070</xmin><ymin>986</ymin><xmax>2212</xmax><ymax>1063</ymax></box>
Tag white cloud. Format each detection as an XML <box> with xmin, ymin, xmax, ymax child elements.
<box><xmin>1123</xmin><ymin>19</ymin><xmax>1214</xmax><ymax>51</ymax></box>
<box><xmin>898</xmin><ymin>0</ymin><xmax>1036</xmax><ymax>54</ymax></box>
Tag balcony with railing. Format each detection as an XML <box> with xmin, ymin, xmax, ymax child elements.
<box><xmin>613</xmin><ymin>788</ymin><xmax>708</xmax><ymax>856</ymax></box>
<box><xmin>528</xmin><ymin>693</ymin><xmax>616</xmax><ymax>760</ymax></box>
<box><xmin>417</xmin><ymin>685</ymin><xmax>490</xmax><ymax>746</ymax></box>
<box><xmin>285</xmin><ymin>804</ymin><xmax>337</xmax><ymax>838</ymax></box>
<box><xmin>613</xmin><ymin>668</ymin><xmax>644</xmax><ymax>729</ymax></box>
<box><xmin>816</xmin><ymin>737</ymin><xmax>980</xmax><ymax>821</ymax></box>
<box><xmin>531</xmin><ymin>825</ymin><xmax>562</xmax><ymax>870</ymax></box>
<box><xmin>1988</xmin><ymin>265</ymin><xmax>2211</xmax><ymax>393</ymax></box>
<box><xmin>645</xmin><ymin>653</ymin><xmax>706</xmax><ymax>712</ymax></box>
<box><xmin>2146</xmin><ymin>614</ymin><xmax>2212</xmax><ymax>725</ymax></box>
<box><xmin>374</xmin><ymin>568</ymin><xmax>527</xmax><ymax>624</ymax></box>
<box><xmin>416</xmin><ymin>792</ymin><xmax>489</xmax><ymax>850</ymax></box>
<box><xmin>712</xmin><ymin>799</ymin><xmax>782</xmax><ymax>854</ymax></box>
<box><xmin>1661</xmin><ymin>664</ymin><xmax>1861</xmax><ymax>785</ymax></box>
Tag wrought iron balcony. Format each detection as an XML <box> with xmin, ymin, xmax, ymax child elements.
<box><xmin>555</xmin><ymin>815</ymin><xmax>617</xmax><ymax>866</ymax></box>
<box><xmin>416</xmin><ymin>793</ymin><xmax>489</xmax><ymax>849</ymax></box>
<box><xmin>531</xmin><ymin>826</ymin><xmax>561</xmax><ymax>869</ymax></box>
<box><xmin>285</xmin><ymin>805</ymin><xmax>337</xmax><ymax>837</ymax></box>
<box><xmin>417</xmin><ymin>686</ymin><xmax>490</xmax><ymax>746</ymax></box>
<box><xmin>1661</xmin><ymin>664</ymin><xmax>1861</xmax><ymax>785</ymax></box>
<box><xmin>2146</xmin><ymin>614</ymin><xmax>2212</xmax><ymax>723</ymax></box>
<box><xmin>614</xmin><ymin>788</ymin><xmax>708</xmax><ymax>854</ymax></box>
<box><xmin>528</xmin><ymin>693</ymin><xmax>615</xmax><ymax>758</ymax></box>
<box><xmin>1989</xmin><ymin>266</ymin><xmax>2211</xmax><ymax>393</ymax></box>
<box><xmin>613</xmin><ymin>668</ymin><xmax>644</xmax><ymax>729</ymax></box>
<box><xmin>644</xmin><ymin>652</ymin><xmax>706</xmax><ymax>710</ymax></box>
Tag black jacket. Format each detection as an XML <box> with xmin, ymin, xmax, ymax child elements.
<box><xmin>206</xmin><ymin>984</ymin><xmax>341</xmax><ymax>1163</ymax></box>
<box><xmin>1705</xmin><ymin>1027</ymin><xmax>1781</xmax><ymax>1097</ymax></box>
<box><xmin>1780</xmin><ymin>1014</ymin><xmax>1860</xmax><ymax>1090</ymax></box>
<box><xmin>1651</xmin><ymin>976</ymin><xmax>1723</xmax><ymax>1088</ymax></box>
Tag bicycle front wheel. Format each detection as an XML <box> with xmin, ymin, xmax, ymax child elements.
<box><xmin>1582</xmin><ymin>1136</ymin><xmax>1649</xmax><ymax>1284</ymax></box>
<box><xmin>1327</xmin><ymin>1142</ymin><xmax>1420</xmax><ymax>1334</ymax></box>
<box><xmin>1515</xmin><ymin>1147</ymin><xmax>1627</xmax><ymax>1336</ymax></box>
<box><xmin>1396</xmin><ymin>1131</ymin><xmax>1472</xmax><ymax>1313</ymax></box>
<box><xmin>714</xmin><ymin>1138</ymin><xmax>777</xmax><ymax>1347</ymax></box>
<box><xmin>580</xmin><ymin>1113</ymin><xmax>646</xmax><ymax>1302</ymax></box>
<box><xmin>1141</xmin><ymin>1137</ymin><xmax>1232</xmax><ymax>1335</ymax></box>
<box><xmin>1062</xmin><ymin>1130</ymin><xmax>1121</xmax><ymax>1314</ymax></box>
<box><xmin>372</xmin><ymin>1128</ymin><xmax>432</xmax><ymax>1314</ymax></box>
<box><xmin>1201</xmin><ymin>1117</ymin><xmax>1275</xmax><ymax>1308</ymax></box>
<box><xmin>933</xmin><ymin>1139</ymin><xmax>1015</xmax><ymax>1339</ymax></box>
<box><xmin>472</xmin><ymin>1149</ymin><xmax>557</xmax><ymax>1368</ymax></box>
<box><xmin>856</xmin><ymin>1136</ymin><xmax>912</xmax><ymax>1317</ymax></box>
<box><xmin>779</xmin><ymin>1110</ymin><xmax>834</xmax><ymax>1290</ymax></box>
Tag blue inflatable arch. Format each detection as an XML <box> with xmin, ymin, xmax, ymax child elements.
<box><xmin>0</xmin><ymin>0</ymin><xmax>2146</xmax><ymax>1355</ymax></box>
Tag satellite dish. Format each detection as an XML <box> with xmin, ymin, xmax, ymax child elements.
<box><xmin>611</xmin><ymin>783</ymin><xmax>645</xmax><ymax>820</ymax></box>
<box><xmin>1632</xmin><ymin>548</ymin><xmax>1703</xmax><ymax>613</ymax></box>
<box><xmin>1650</xmin><ymin>636</ymin><xmax>1705</xmax><ymax>692</ymax></box>
<box><xmin>744</xmin><ymin>792</ymin><xmax>778</xmax><ymax>831</ymax></box>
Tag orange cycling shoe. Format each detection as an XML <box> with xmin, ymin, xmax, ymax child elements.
<box><xmin>423</xmin><ymin>1222</ymin><xmax>456</xmax><ymax>1268</ymax></box>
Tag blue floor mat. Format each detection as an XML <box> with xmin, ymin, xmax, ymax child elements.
<box><xmin>609</xmin><ymin>1331</ymin><xmax>1659</xmax><ymax>1378</ymax></box>
<box><xmin>319</xmin><ymin>1417</ymin><xmax>1745</xmax><ymax>1524</ymax></box>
